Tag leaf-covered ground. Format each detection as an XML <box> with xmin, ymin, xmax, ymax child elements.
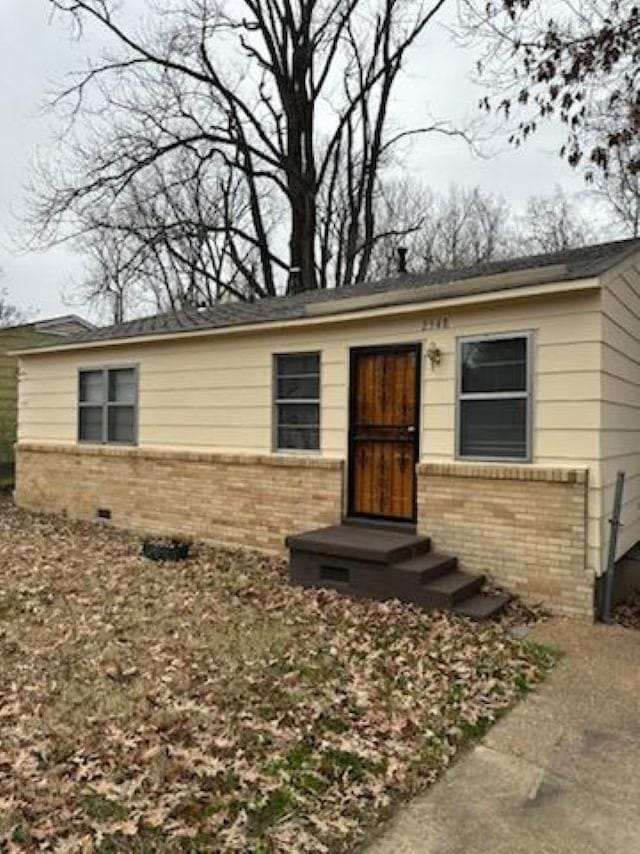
<box><xmin>613</xmin><ymin>592</ymin><xmax>640</xmax><ymax>629</ymax></box>
<box><xmin>0</xmin><ymin>497</ymin><xmax>554</xmax><ymax>852</ymax></box>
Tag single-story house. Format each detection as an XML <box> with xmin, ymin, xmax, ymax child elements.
<box><xmin>0</xmin><ymin>315</ymin><xmax>93</xmax><ymax>484</ymax></box>
<box><xmin>12</xmin><ymin>238</ymin><xmax>640</xmax><ymax>617</ymax></box>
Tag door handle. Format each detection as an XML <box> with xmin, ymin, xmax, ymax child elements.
<box><xmin>406</xmin><ymin>426</ymin><xmax>416</xmax><ymax>434</ymax></box>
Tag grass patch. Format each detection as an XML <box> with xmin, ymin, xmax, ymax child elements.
<box><xmin>79</xmin><ymin>793</ymin><xmax>130</xmax><ymax>822</ymax></box>
<box><xmin>248</xmin><ymin>786</ymin><xmax>298</xmax><ymax>832</ymax></box>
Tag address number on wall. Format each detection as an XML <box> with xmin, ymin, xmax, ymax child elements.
<box><xmin>421</xmin><ymin>316</ymin><xmax>449</xmax><ymax>331</ymax></box>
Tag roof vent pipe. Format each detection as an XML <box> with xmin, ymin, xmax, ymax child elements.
<box><xmin>397</xmin><ymin>246</ymin><xmax>408</xmax><ymax>274</ymax></box>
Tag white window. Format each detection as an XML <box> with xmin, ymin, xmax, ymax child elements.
<box><xmin>274</xmin><ymin>353</ymin><xmax>320</xmax><ymax>451</ymax></box>
<box><xmin>457</xmin><ymin>333</ymin><xmax>532</xmax><ymax>460</ymax></box>
<box><xmin>78</xmin><ymin>367</ymin><xmax>138</xmax><ymax>445</ymax></box>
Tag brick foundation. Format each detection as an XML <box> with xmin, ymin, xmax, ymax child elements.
<box><xmin>15</xmin><ymin>445</ymin><xmax>594</xmax><ymax>616</ymax></box>
<box><xmin>15</xmin><ymin>443</ymin><xmax>344</xmax><ymax>553</ymax></box>
<box><xmin>417</xmin><ymin>462</ymin><xmax>593</xmax><ymax>618</ymax></box>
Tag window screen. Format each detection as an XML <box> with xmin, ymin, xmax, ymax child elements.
<box><xmin>274</xmin><ymin>353</ymin><xmax>320</xmax><ymax>451</ymax></box>
<box><xmin>78</xmin><ymin>367</ymin><xmax>137</xmax><ymax>444</ymax></box>
<box><xmin>458</xmin><ymin>336</ymin><xmax>530</xmax><ymax>459</ymax></box>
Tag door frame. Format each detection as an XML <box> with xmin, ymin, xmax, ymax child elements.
<box><xmin>347</xmin><ymin>342</ymin><xmax>422</xmax><ymax>523</ymax></box>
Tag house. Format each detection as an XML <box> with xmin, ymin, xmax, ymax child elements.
<box><xmin>11</xmin><ymin>239</ymin><xmax>640</xmax><ymax>618</ymax></box>
<box><xmin>0</xmin><ymin>315</ymin><xmax>94</xmax><ymax>485</ymax></box>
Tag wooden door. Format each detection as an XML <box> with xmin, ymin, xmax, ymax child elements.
<box><xmin>348</xmin><ymin>345</ymin><xmax>420</xmax><ymax>521</ymax></box>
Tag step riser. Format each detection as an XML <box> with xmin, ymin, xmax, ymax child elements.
<box><xmin>392</xmin><ymin>540</ymin><xmax>431</xmax><ymax>564</ymax></box>
<box><xmin>392</xmin><ymin>558</ymin><xmax>458</xmax><ymax>584</ymax></box>
<box><xmin>422</xmin><ymin>576</ymin><xmax>484</xmax><ymax>609</ymax></box>
<box><xmin>291</xmin><ymin>552</ymin><xmax>442</xmax><ymax>597</ymax></box>
<box><xmin>454</xmin><ymin>594</ymin><xmax>509</xmax><ymax>620</ymax></box>
<box><xmin>292</xmin><ymin>576</ymin><xmax>430</xmax><ymax>609</ymax></box>
<box><xmin>290</xmin><ymin>569</ymin><xmax>490</xmax><ymax>615</ymax></box>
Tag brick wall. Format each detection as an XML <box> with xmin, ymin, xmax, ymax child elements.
<box><xmin>15</xmin><ymin>446</ymin><xmax>594</xmax><ymax>616</ymax></box>
<box><xmin>15</xmin><ymin>444</ymin><xmax>344</xmax><ymax>553</ymax></box>
<box><xmin>417</xmin><ymin>462</ymin><xmax>593</xmax><ymax>617</ymax></box>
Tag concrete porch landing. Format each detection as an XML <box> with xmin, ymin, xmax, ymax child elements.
<box><xmin>365</xmin><ymin>619</ymin><xmax>640</xmax><ymax>854</ymax></box>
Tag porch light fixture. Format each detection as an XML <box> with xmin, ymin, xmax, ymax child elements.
<box><xmin>426</xmin><ymin>341</ymin><xmax>442</xmax><ymax>369</ymax></box>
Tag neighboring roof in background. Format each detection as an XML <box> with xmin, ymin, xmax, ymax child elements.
<box><xmin>32</xmin><ymin>315</ymin><xmax>95</xmax><ymax>337</ymax></box>
<box><xmin>0</xmin><ymin>314</ymin><xmax>95</xmax><ymax>338</ymax></box>
<box><xmin>13</xmin><ymin>238</ymin><xmax>640</xmax><ymax>353</ymax></box>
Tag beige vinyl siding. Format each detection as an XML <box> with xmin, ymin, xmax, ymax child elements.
<box><xmin>410</xmin><ymin>292</ymin><xmax>603</xmax><ymax>580</ymax></box>
<box><xmin>18</xmin><ymin>286</ymin><xmax>602</xmax><ymax>574</ymax></box>
<box><xmin>599</xmin><ymin>253</ymin><xmax>640</xmax><ymax>565</ymax></box>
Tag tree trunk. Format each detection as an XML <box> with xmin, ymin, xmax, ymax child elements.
<box><xmin>287</xmin><ymin>88</ymin><xmax>317</xmax><ymax>294</ymax></box>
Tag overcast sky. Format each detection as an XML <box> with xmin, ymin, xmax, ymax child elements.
<box><xmin>0</xmin><ymin>0</ymin><xmax>591</xmax><ymax>322</ymax></box>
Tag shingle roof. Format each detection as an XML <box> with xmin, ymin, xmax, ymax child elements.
<box><xmin>32</xmin><ymin>315</ymin><xmax>95</xmax><ymax>336</ymax></box>
<box><xmin>2</xmin><ymin>314</ymin><xmax>94</xmax><ymax>336</ymax></box>
<box><xmin>20</xmin><ymin>238</ymin><xmax>640</xmax><ymax>351</ymax></box>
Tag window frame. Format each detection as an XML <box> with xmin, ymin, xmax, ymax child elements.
<box><xmin>272</xmin><ymin>351</ymin><xmax>321</xmax><ymax>454</ymax></box>
<box><xmin>77</xmin><ymin>364</ymin><xmax>139</xmax><ymax>446</ymax></box>
<box><xmin>455</xmin><ymin>331</ymin><xmax>534</xmax><ymax>463</ymax></box>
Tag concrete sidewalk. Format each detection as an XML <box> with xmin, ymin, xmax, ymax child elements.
<box><xmin>367</xmin><ymin>619</ymin><xmax>640</xmax><ymax>854</ymax></box>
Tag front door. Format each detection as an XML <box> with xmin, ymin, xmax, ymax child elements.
<box><xmin>348</xmin><ymin>345</ymin><xmax>420</xmax><ymax>522</ymax></box>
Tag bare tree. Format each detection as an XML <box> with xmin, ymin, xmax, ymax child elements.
<box><xmin>422</xmin><ymin>185</ymin><xmax>512</xmax><ymax>269</ymax></box>
<box><xmin>366</xmin><ymin>181</ymin><xmax>602</xmax><ymax>276</ymax></box>
<box><xmin>365</xmin><ymin>179</ymin><xmax>432</xmax><ymax>277</ymax></box>
<box><xmin>69</xmin><ymin>228</ymin><xmax>147</xmax><ymax>325</ymax></box>
<box><xmin>68</xmin><ymin>151</ymin><xmax>275</xmax><ymax>319</ymax></box>
<box><xmin>463</xmin><ymin>0</ymin><xmax>640</xmax><ymax>177</ymax></box>
<box><xmin>0</xmin><ymin>286</ymin><xmax>25</xmax><ymax>328</ymax></box>
<box><xmin>589</xmin><ymin>150</ymin><xmax>640</xmax><ymax>238</ymax></box>
<box><xmin>32</xmin><ymin>0</ymin><xmax>467</xmax><ymax>314</ymax></box>
<box><xmin>368</xmin><ymin>181</ymin><xmax>513</xmax><ymax>275</ymax></box>
<box><xmin>517</xmin><ymin>187</ymin><xmax>596</xmax><ymax>255</ymax></box>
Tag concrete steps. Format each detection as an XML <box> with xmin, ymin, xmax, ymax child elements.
<box><xmin>286</xmin><ymin>523</ymin><xmax>508</xmax><ymax>620</ymax></box>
